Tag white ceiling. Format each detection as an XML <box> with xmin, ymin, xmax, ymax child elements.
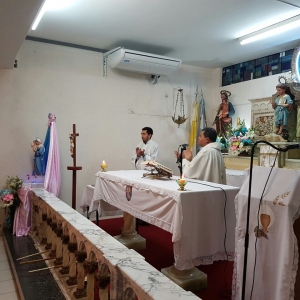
<box><xmin>0</xmin><ymin>0</ymin><xmax>43</xmax><ymax>68</ymax></box>
<box><xmin>1</xmin><ymin>0</ymin><xmax>300</xmax><ymax>69</ymax></box>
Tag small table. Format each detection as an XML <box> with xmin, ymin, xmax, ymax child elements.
<box><xmin>80</xmin><ymin>184</ymin><xmax>122</xmax><ymax>221</ymax></box>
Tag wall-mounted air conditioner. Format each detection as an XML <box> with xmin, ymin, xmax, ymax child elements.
<box><xmin>103</xmin><ymin>47</ymin><xmax>181</xmax><ymax>77</ymax></box>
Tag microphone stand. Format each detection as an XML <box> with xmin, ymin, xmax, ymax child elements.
<box><xmin>241</xmin><ymin>140</ymin><xmax>288</xmax><ymax>300</ymax></box>
<box><xmin>177</xmin><ymin>146</ymin><xmax>186</xmax><ymax>177</ymax></box>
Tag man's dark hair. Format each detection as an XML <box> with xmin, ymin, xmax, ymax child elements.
<box><xmin>202</xmin><ymin>127</ymin><xmax>217</xmax><ymax>142</ymax></box>
<box><xmin>142</xmin><ymin>127</ymin><xmax>153</xmax><ymax>136</ymax></box>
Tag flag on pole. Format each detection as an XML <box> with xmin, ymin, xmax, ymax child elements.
<box><xmin>196</xmin><ymin>90</ymin><xmax>207</xmax><ymax>153</ymax></box>
<box><xmin>199</xmin><ymin>98</ymin><xmax>207</xmax><ymax>131</ymax></box>
<box><xmin>189</xmin><ymin>101</ymin><xmax>199</xmax><ymax>149</ymax></box>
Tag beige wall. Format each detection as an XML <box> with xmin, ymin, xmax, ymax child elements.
<box><xmin>0</xmin><ymin>40</ymin><xmax>215</xmax><ymax>210</ymax></box>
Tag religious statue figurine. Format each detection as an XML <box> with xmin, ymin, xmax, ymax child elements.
<box><xmin>30</xmin><ymin>140</ymin><xmax>37</xmax><ymax>152</ymax></box>
<box><xmin>69</xmin><ymin>134</ymin><xmax>74</xmax><ymax>158</ymax></box>
<box><xmin>32</xmin><ymin>138</ymin><xmax>45</xmax><ymax>176</ymax></box>
<box><xmin>270</xmin><ymin>83</ymin><xmax>294</xmax><ymax>137</ymax></box>
<box><xmin>213</xmin><ymin>90</ymin><xmax>235</xmax><ymax>137</ymax></box>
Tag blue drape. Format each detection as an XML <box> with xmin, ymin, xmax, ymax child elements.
<box><xmin>43</xmin><ymin>127</ymin><xmax>50</xmax><ymax>175</ymax></box>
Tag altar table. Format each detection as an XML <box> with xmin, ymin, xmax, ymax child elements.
<box><xmin>90</xmin><ymin>170</ymin><xmax>239</xmax><ymax>270</ymax></box>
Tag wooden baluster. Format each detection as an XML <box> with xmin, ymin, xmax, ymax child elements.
<box><xmin>73</xmin><ymin>251</ymin><xmax>87</xmax><ymax>298</ymax></box>
<box><xmin>49</xmin><ymin>222</ymin><xmax>57</xmax><ymax>258</ymax></box>
<box><xmin>45</xmin><ymin>217</ymin><xmax>52</xmax><ymax>250</ymax></box>
<box><xmin>59</xmin><ymin>235</ymin><xmax>70</xmax><ymax>276</ymax></box>
<box><xmin>95</xmin><ymin>264</ymin><xmax>110</xmax><ymax>300</ymax></box>
<box><xmin>83</xmin><ymin>261</ymin><xmax>98</xmax><ymax>300</ymax></box>
<box><xmin>66</xmin><ymin>242</ymin><xmax>77</xmax><ymax>286</ymax></box>
<box><xmin>54</xmin><ymin>227</ymin><xmax>63</xmax><ymax>265</ymax></box>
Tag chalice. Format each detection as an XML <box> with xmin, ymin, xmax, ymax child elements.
<box><xmin>176</xmin><ymin>178</ymin><xmax>187</xmax><ymax>191</ymax></box>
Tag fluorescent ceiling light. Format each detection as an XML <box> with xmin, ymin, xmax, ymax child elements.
<box><xmin>239</xmin><ymin>14</ymin><xmax>300</xmax><ymax>45</ymax></box>
<box><xmin>31</xmin><ymin>0</ymin><xmax>76</xmax><ymax>30</ymax></box>
<box><xmin>31</xmin><ymin>0</ymin><xmax>48</xmax><ymax>30</ymax></box>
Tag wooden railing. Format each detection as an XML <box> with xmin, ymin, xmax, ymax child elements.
<box><xmin>30</xmin><ymin>188</ymin><xmax>201</xmax><ymax>300</ymax></box>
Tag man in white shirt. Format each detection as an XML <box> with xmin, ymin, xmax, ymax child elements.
<box><xmin>131</xmin><ymin>127</ymin><xmax>159</xmax><ymax>170</ymax></box>
<box><xmin>176</xmin><ymin>127</ymin><xmax>226</xmax><ymax>184</ymax></box>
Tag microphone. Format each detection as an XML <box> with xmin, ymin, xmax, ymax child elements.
<box><xmin>176</xmin><ymin>144</ymin><xmax>189</xmax><ymax>164</ymax></box>
<box><xmin>180</xmin><ymin>143</ymin><xmax>189</xmax><ymax>148</ymax></box>
<box><xmin>282</xmin><ymin>144</ymin><xmax>300</xmax><ymax>151</ymax></box>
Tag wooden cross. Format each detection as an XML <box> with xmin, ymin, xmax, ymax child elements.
<box><xmin>67</xmin><ymin>124</ymin><xmax>82</xmax><ymax>209</ymax></box>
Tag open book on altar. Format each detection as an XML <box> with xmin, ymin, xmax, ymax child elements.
<box><xmin>140</xmin><ymin>161</ymin><xmax>173</xmax><ymax>178</ymax></box>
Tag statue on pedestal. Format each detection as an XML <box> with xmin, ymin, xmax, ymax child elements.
<box><xmin>213</xmin><ymin>90</ymin><xmax>235</xmax><ymax>137</ymax></box>
<box><xmin>31</xmin><ymin>138</ymin><xmax>45</xmax><ymax>176</ymax></box>
<box><xmin>270</xmin><ymin>82</ymin><xmax>294</xmax><ymax>138</ymax></box>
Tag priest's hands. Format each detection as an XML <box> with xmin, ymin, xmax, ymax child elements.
<box><xmin>136</xmin><ymin>147</ymin><xmax>145</xmax><ymax>157</ymax></box>
<box><xmin>174</xmin><ymin>149</ymin><xmax>193</xmax><ymax>161</ymax></box>
<box><xmin>174</xmin><ymin>151</ymin><xmax>180</xmax><ymax>159</ymax></box>
<box><xmin>184</xmin><ymin>149</ymin><xmax>193</xmax><ymax>162</ymax></box>
<box><xmin>174</xmin><ymin>150</ymin><xmax>186</xmax><ymax>159</ymax></box>
<box><xmin>270</xmin><ymin>98</ymin><xmax>276</xmax><ymax>109</ymax></box>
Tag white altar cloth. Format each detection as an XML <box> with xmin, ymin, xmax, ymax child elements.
<box><xmin>90</xmin><ymin>170</ymin><xmax>239</xmax><ymax>270</ymax></box>
<box><xmin>226</xmin><ymin>169</ymin><xmax>247</xmax><ymax>188</ymax></box>
<box><xmin>232</xmin><ymin>166</ymin><xmax>300</xmax><ymax>300</ymax></box>
<box><xmin>80</xmin><ymin>184</ymin><xmax>122</xmax><ymax>217</ymax></box>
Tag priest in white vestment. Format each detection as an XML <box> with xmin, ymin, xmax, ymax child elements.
<box><xmin>181</xmin><ymin>127</ymin><xmax>226</xmax><ymax>184</ymax></box>
<box><xmin>131</xmin><ymin>127</ymin><xmax>159</xmax><ymax>170</ymax></box>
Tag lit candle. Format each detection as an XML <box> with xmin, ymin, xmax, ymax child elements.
<box><xmin>179</xmin><ymin>175</ymin><xmax>186</xmax><ymax>183</ymax></box>
<box><xmin>177</xmin><ymin>175</ymin><xmax>187</xmax><ymax>191</ymax></box>
<box><xmin>101</xmin><ymin>160</ymin><xmax>107</xmax><ymax>169</ymax></box>
<box><xmin>236</xmin><ymin>117</ymin><xmax>240</xmax><ymax>126</ymax></box>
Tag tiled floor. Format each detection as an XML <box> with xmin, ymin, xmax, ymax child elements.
<box><xmin>0</xmin><ymin>235</ymin><xmax>19</xmax><ymax>300</ymax></box>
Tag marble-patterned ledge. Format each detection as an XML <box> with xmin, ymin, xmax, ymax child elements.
<box><xmin>103</xmin><ymin>248</ymin><xmax>144</xmax><ymax>267</ymax></box>
<box><xmin>118</xmin><ymin>257</ymin><xmax>201</xmax><ymax>300</ymax></box>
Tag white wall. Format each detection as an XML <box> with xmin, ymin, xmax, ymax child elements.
<box><xmin>0</xmin><ymin>40</ymin><xmax>215</xmax><ymax>210</ymax></box>
<box><xmin>212</xmin><ymin>68</ymin><xmax>291</xmax><ymax>128</ymax></box>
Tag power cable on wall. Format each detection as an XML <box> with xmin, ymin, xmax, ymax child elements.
<box><xmin>128</xmin><ymin>109</ymin><xmax>170</xmax><ymax>118</ymax></box>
